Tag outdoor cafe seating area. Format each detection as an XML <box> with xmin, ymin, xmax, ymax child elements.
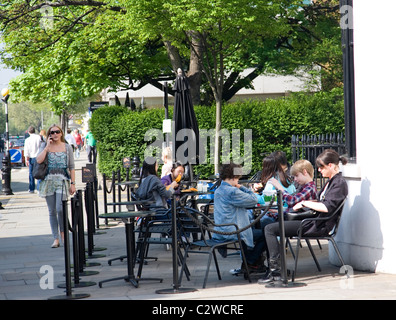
<box><xmin>98</xmin><ymin>170</ymin><xmax>261</xmax><ymax>291</ymax></box>
<box><xmin>52</xmin><ymin>162</ymin><xmax>345</xmax><ymax>300</ymax></box>
<box><xmin>54</xmin><ymin>165</ymin><xmax>278</xmax><ymax>296</ymax></box>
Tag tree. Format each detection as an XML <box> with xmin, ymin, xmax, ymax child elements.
<box><xmin>1</xmin><ymin>0</ymin><xmax>343</xmax><ymax>171</ymax></box>
<box><xmin>127</xmin><ymin>0</ymin><xmax>306</xmax><ymax>172</ymax></box>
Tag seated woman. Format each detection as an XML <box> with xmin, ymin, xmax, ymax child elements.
<box><xmin>259</xmin><ymin>149</ymin><xmax>348</xmax><ymax>284</ymax></box>
<box><xmin>135</xmin><ymin>157</ymin><xmax>179</xmax><ymax>209</ymax></box>
<box><xmin>213</xmin><ymin>162</ymin><xmax>266</xmax><ymax>274</ymax></box>
<box><xmin>254</xmin><ymin>155</ymin><xmax>296</xmax><ymax>228</ymax></box>
<box><xmin>161</xmin><ymin>161</ymin><xmax>185</xmax><ymax>195</ymax></box>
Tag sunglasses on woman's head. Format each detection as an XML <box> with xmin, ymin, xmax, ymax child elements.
<box><xmin>50</xmin><ymin>130</ymin><xmax>61</xmax><ymax>135</ymax></box>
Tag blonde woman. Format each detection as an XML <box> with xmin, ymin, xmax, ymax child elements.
<box><xmin>161</xmin><ymin>146</ymin><xmax>173</xmax><ymax>178</ymax></box>
<box><xmin>36</xmin><ymin>124</ymin><xmax>76</xmax><ymax>248</ymax></box>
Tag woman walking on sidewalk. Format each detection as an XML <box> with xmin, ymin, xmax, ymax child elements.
<box><xmin>36</xmin><ymin>124</ymin><xmax>76</xmax><ymax>248</ymax></box>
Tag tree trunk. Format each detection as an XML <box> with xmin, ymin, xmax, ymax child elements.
<box><xmin>214</xmin><ymin>98</ymin><xmax>222</xmax><ymax>174</ymax></box>
<box><xmin>187</xmin><ymin>32</ymin><xmax>203</xmax><ymax>106</ymax></box>
<box><xmin>164</xmin><ymin>39</ymin><xmax>202</xmax><ymax>105</ymax></box>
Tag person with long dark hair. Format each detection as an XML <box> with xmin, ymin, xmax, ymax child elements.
<box><xmin>254</xmin><ymin>155</ymin><xmax>296</xmax><ymax>228</ymax></box>
<box><xmin>135</xmin><ymin>157</ymin><xmax>178</xmax><ymax>208</ymax></box>
<box><xmin>161</xmin><ymin>161</ymin><xmax>185</xmax><ymax>195</ymax></box>
<box><xmin>259</xmin><ymin>149</ymin><xmax>348</xmax><ymax>284</ymax></box>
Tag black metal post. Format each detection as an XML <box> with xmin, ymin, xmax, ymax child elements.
<box><xmin>341</xmin><ymin>0</ymin><xmax>356</xmax><ymax>160</ymax></box>
<box><xmin>266</xmin><ymin>190</ymin><xmax>306</xmax><ymax>288</ymax></box>
<box><xmin>164</xmin><ymin>82</ymin><xmax>170</xmax><ymax>147</ymax></box>
<box><xmin>72</xmin><ymin>192</ymin><xmax>99</xmax><ymax>278</ymax></box>
<box><xmin>86</xmin><ymin>183</ymin><xmax>94</xmax><ymax>256</ymax></box>
<box><xmin>85</xmin><ymin>183</ymin><xmax>106</xmax><ymax>259</ymax></box>
<box><xmin>58</xmin><ymin>193</ymin><xmax>97</xmax><ymax>288</ymax></box>
<box><xmin>94</xmin><ymin>173</ymin><xmax>100</xmax><ymax>229</ymax></box>
<box><xmin>77</xmin><ymin>189</ymin><xmax>100</xmax><ymax>268</ymax></box>
<box><xmin>63</xmin><ymin>199</ymin><xmax>72</xmax><ymax>296</ymax></box>
<box><xmin>156</xmin><ymin>195</ymin><xmax>197</xmax><ymax>294</ymax></box>
<box><xmin>1</xmin><ymin>92</ymin><xmax>13</xmax><ymax>195</ymax></box>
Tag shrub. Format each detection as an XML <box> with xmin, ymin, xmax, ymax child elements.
<box><xmin>90</xmin><ymin>88</ymin><xmax>344</xmax><ymax>178</ymax></box>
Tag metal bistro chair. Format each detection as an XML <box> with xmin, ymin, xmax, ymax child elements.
<box><xmin>135</xmin><ymin>206</ymin><xmax>192</xmax><ymax>281</ymax></box>
<box><xmin>291</xmin><ymin>197</ymin><xmax>348</xmax><ymax>281</ymax></box>
<box><xmin>178</xmin><ymin>206</ymin><xmax>253</xmax><ymax>289</ymax></box>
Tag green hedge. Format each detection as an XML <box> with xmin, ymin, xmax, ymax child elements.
<box><xmin>89</xmin><ymin>88</ymin><xmax>344</xmax><ymax>178</ymax></box>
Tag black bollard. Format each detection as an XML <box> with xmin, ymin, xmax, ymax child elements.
<box><xmin>85</xmin><ymin>183</ymin><xmax>106</xmax><ymax>259</ymax></box>
<box><xmin>58</xmin><ymin>194</ymin><xmax>97</xmax><ymax>287</ymax></box>
<box><xmin>1</xmin><ymin>152</ymin><xmax>13</xmax><ymax>195</ymax></box>
<box><xmin>49</xmin><ymin>199</ymin><xmax>90</xmax><ymax>300</ymax></box>
<box><xmin>73</xmin><ymin>193</ymin><xmax>99</xmax><ymax>277</ymax></box>
<box><xmin>77</xmin><ymin>190</ymin><xmax>100</xmax><ymax>268</ymax></box>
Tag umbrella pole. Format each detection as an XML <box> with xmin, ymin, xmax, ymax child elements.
<box><xmin>156</xmin><ymin>195</ymin><xmax>197</xmax><ymax>294</ymax></box>
<box><xmin>164</xmin><ymin>81</ymin><xmax>170</xmax><ymax>147</ymax></box>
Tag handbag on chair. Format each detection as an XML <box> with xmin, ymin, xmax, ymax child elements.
<box><xmin>285</xmin><ymin>208</ymin><xmax>317</xmax><ymax>221</ymax></box>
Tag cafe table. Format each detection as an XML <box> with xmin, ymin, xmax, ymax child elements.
<box><xmin>98</xmin><ymin>210</ymin><xmax>163</xmax><ymax>288</ymax></box>
<box><xmin>106</xmin><ymin>199</ymin><xmax>155</xmax><ymax>207</ymax></box>
<box><xmin>104</xmin><ymin>199</ymin><xmax>156</xmax><ymax>266</ymax></box>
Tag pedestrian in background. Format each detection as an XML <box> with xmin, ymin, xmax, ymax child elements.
<box><xmin>65</xmin><ymin>128</ymin><xmax>77</xmax><ymax>152</ymax></box>
<box><xmin>73</xmin><ymin>129</ymin><xmax>83</xmax><ymax>158</ymax></box>
<box><xmin>85</xmin><ymin>129</ymin><xmax>97</xmax><ymax>163</ymax></box>
<box><xmin>24</xmin><ymin>126</ymin><xmax>42</xmax><ymax>193</ymax></box>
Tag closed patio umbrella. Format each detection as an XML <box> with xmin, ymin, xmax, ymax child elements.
<box><xmin>115</xmin><ymin>95</ymin><xmax>121</xmax><ymax>106</ymax></box>
<box><xmin>130</xmin><ymin>98</ymin><xmax>136</xmax><ymax>111</ymax></box>
<box><xmin>125</xmin><ymin>92</ymin><xmax>130</xmax><ymax>109</ymax></box>
<box><xmin>172</xmin><ymin>68</ymin><xmax>200</xmax><ymax>166</ymax></box>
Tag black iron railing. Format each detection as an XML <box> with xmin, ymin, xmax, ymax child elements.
<box><xmin>291</xmin><ymin>133</ymin><xmax>346</xmax><ymax>189</ymax></box>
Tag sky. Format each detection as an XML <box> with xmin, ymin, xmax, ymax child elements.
<box><xmin>0</xmin><ymin>67</ymin><xmax>20</xmax><ymax>89</ymax></box>
<box><xmin>0</xmin><ymin>42</ymin><xmax>21</xmax><ymax>90</ymax></box>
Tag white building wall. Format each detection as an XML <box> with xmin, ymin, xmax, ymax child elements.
<box><xmin>102</xmin><ymin>70</ymin><xmax>316</xmax><ymax>107</ymax></box>
<box><xmin>330</xmin><ymin>0</ymin><xmax>396</xmax><ymax>274</ymax></box>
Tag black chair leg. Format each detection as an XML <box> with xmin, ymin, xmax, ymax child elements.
<box><xmin>212</xmin><ymin>249</ymin><xmax>222</xmax><ymax>281</ymax></box>
<box><xmin>292</xmin><ymin>238</ymin><xmax>302</xmax><ymax>282</ymax></box>
<box><xmin>286</xmin><ymin>238</ymin><xmax>295</xmax><ymax>259</ymax></box>
<box><xmin>239</xmin><ymin>241</ymin><xmax>252</xmax><ymax>284</ymax></box>
<box><xmin>203</xmin><ymin>252</ymin><xmax>213</xmax><ymax>289</ymax></box>
<box><xmin>179</xmin><ymin>246</ymin><xmax>190</xmax><ymax>284</ymax></box>
<box><xmin>329</xmin><ymin>238</ymin><xmax>346</xmax><ymax>267</ymax></box>
<box><xmin>305</xmin><ymin>239</ymin><xmax>321</xmax><ymax>272</ymax></box>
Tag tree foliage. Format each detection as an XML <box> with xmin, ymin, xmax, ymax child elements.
<box><xmin>1</xmin><ymin>0</ymin><xmax>343</xmax><ymax>108</ymax></box>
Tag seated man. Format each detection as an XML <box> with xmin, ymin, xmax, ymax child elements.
<box><xmin>213</xmin><ymin>162</ymin><xmax>266</xmax><ymax>274</ymax></box>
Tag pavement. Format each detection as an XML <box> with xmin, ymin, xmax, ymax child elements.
<box><xmin>1</xmin><ymin>151</ymin><xmax>396</xmax><ymax>304</ymax></box>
